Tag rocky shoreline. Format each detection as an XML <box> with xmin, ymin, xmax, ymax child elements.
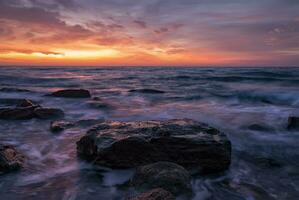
<box><xmin>0</xmin><ymin>88</ymin><xmax>298</xmax><ymax>199</ymax></box>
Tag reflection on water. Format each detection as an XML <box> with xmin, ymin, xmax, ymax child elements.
<box><xmin>0</xmin><ymin>67</ymin><xmax>299</xmax><ymax>200</ymax></box>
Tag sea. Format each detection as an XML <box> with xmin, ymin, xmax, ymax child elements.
<box><xmin>0</xmin><ymin>67</ymin><xmax>298</xmax><ymax>199</ymax></box>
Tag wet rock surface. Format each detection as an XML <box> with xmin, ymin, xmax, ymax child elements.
<box><xmin>287</xmin><ymin>116</ymin><xmax>299</xmax><ymax>130</ymax></box>
<box><xmin>127</xmin><ymin>188</ymin><xmax>175</xmax><ymax>200</ymax></box>
<box><xmin>131</xmin><ymin>162</ymin><xmax>191</xmax><ymax>195</ymax></box>
<box><xmin>0</xmin><ymin>145</ymin><xmax>25</xmax><ymax>173</ymax></box>
<box><xmin>77</xmin><ymin>119</ymin><xmax>231</xmax><ymax>173</ymax></box>
<box><xmin>50</xmin><ymin>89</ymin><xmax>91</xmax><ymax>98</ymax></box>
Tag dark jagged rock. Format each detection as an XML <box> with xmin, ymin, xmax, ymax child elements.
<box><xmin>287</xmin><ymin>116</ymin><xmax>299</xmax><ymax>130</ymax></box>
<box><xmin>127</xmin><ymin>188</ymin><xmax>175</xmax><ymax>200</ymax></box>
<box><xmin>50</xmin><ymin>120</ymin><xmax>74</xmax><ymax>132</ymax></box>
<box><xmin>0</xmin><ymin>145</ymin><xmax>25</xmax><ymax>173</ymax></box>
<box><xmin>129</xmin><ymin>89</ymin><xmax>165</xmax><ymax>94</ymax></box>
<box><xmin>34</xmin><ymin>108</ymin><xmax>64</xmax><ymax>119</ymax></box>
<box><xmin>0</xmin><ymin>107</ymin><xmax>36</xmax><ymax>120</ymax></box>
<box><xmin>0</xmin><ymin>87</ymin><xmax>30</xmax><ymax>92</ymax></box>
<box><xmin>50</xmin><ymin>89</ymin><xmax>91</xmax><ymax>98</ymax></box>
<box><xmin>77</xmin><ymin>119</ymin><xmax>231</xmax><ymax>173</ymax></box>
<box><xmin>131</xmin><ymin>162</ymin><xmax>191</xmax><ymax>195</ymax></box>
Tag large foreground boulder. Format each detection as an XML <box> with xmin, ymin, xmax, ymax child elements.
<box><xmin>50</xmin><ymin>89</ymin><xmax>91</xmax><ymax>98</ymax></box>
<box><xmin>127</xmin><ymin>188</ymin><xmax>175</xmax><ymax>200</ymax></box>
<box><xmin>0</xmin><ymin>145</ymin><xmax>25</xmax><ymax>173</ymax></box>
<box><xmin>77</xmin><ymin>119</ymin><xmax>231</xmax><ymax>173</ymax></box>
<box><xmin>287</xmin><ymin>116</ymin><xmax>299</xmax><ymax>130</ymax></box>
<box><xmin>131</xmin><ymin>162</ymin><xmax>191</xmax><ymax>195</ymax></box>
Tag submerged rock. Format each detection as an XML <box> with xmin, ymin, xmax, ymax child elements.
<box><xmin>128</xmin><ymin>188</ymin><xmax>175</xmax><ymax>200</ymax></box>
<box><xmin>0</xmin><ymin>107</ymin><xmax>35</xmax><ymax>120</ymax></box>
<box><xmin>287</xmin><ymin>116</ymin><xmax>299</xmax><ymax>130</ymax></box>
<box><xmin>131</xmin><ymin>162</ymin><xmax>191</xmax><ymax>195</ymax></box>
<box><xmin>0</xmin><ymin>106</ymin><xmax>64</xmax><ymax>120</ymax></box>
<box><xmin>77</xmin><ymin>119</ymin><xmax>231</xmax><ymax>173</ymax></box>
<box><xmin>247</xmin><ymin>124</ymin><xmax>273</xmax><ymax>132</ymax></box>
<box><xmin>0</xmin><ymin>98</ymin><xmax>36</xmax><ymax>107</ymax></box>
<box><xmin>0</xmin><ymin>145</ymin><xmax>25</xmax><ymax>173</ymax></box>
<box><xmin>129</xmin><ymin>89</ymin><xmax>165</xmax><ymax>94</ymax></box>
<box><xmin>34</xmin><ymin>108</ymin><xmax>64</xmax><ymax>119</ymax></box>
<box><xmin>50</xmin><ymin>89</ymin><xmax>91</xmax><ymax>98</ymax></box>
<box><xmin>0</xmin><ymin>87</ymin><xmax>30</xmax><ymax>92</ymax></box>
<box><xmin>50</xmin><ymin>120</ymin><xmax>74</xmax><ymax>132</ymax></box>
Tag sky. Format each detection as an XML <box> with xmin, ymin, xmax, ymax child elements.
<box><xmin>0</xmin><ymin>0</ymin><xmax>299</xmax><ymax>66</ymax></box>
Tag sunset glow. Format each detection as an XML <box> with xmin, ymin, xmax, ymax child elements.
<box><xmin>0</xmin><ymin>0</ymin><xmax>299</xmax><ymax>66</ymax></box>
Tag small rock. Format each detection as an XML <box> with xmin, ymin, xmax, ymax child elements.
<box><xmin>51</xmin><ymin>89</ymin><xmax>91</xmax><ymax>98</ymax></box>
<box><xmin>129</xmin><ymin>89</ymin><xmax>165</xmax><ymax>94</ymax></box>
<box><xmin>127</xmin><ymin>188</ymin><xmax>175</xmax><ymax>200</ymax></box>
<box><xmin>50</xmin><ymin>120</ymin><xmax>74</xmax><ymax>132</ymax></box>
<box><xmin>0</xmin><ymin>144</ymin><xmax>25</xmax><ymax>173</ymax></box>
<box><xmin>0</xmin><ymin>107</ymin><xmax>35</xmax><ymax>120</ymax></box>
<box><xmin>131</xmin><ymin>162</ymin><xmax>191</xmax><ymax>195</ymax></box>
<box><xmin>34</xmin><ymin>108</ymin><xmax>64</xmax><ymax>119</ymax></box>
<box><xmin>287</xmin><ymin>116</ymin><xmax>299</xmax><ymax>130</ymax></box>
<box><xmin>17</xmin><ymin>99</ymin><xmax>36</xmax><ymax>108</ymax></box>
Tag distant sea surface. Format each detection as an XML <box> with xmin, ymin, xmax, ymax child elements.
<box><xmin>0</xmin><ymin>67</ymin><xmax>299</xmax><ymax>199</ymax></box>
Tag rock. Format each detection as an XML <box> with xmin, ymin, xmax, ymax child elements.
<box><xmin>0</xmin><ymin>87</ymin><xmax>30</xmax><ymax>92</ymax></box>
<box><xmin>0</xmin><ymin>98</ymin><xmax>36</xmax><ymax>107</ymax></box>
<box><xmin>17</xmin><ymin>99</ymin><xmax>36</xmax><ymax>108</ymax></box>
<box><xmin>127</xmin><ymin>188</ymin><xmax>175</xmax><ymax>200</ymax></box>
<box><xmin>287</xmin><ymin>116</ymin><xmax>299</xmax><ymax>130</ymax></box>
<box><xmin>0</xmin><ymin>145</ymin><xmax>25</xmax><ymax>173</ymax></box>
<box><xmin>34</xmin><ymin>108</ymin><xmax>64</xmax><ymax>119</ymax></box>
<box><xmin>0</xmin><ymin>107</ymin><xmax>35</xmax><ymax>120</ymax></box>
<box><xmin>77</xmin><ymin>119</ymin><xmax>231</xmax><ymax>173</ymax></box>
<box><xmin>247</xmin><ymin>124</ymin><xmax>272</xmax><ymax>132</ymax></box>
<box><xmin>51</xmin><ymin>89</ymin><xmax>91</xmax><ymax>98</ymax></box>
<box><xmin>131</xmin><ymin>162</ymin><xmax>191</xmax><ymax>195</ymax></box>
<box><xmin>50</xmin><ymin>120</ymin><xmax>74</xmax><ymax>132</ymax></box>
<box><xmin>129</xmin><ymin>89</ymin><xmax>165</xmax><ymax>94</ymax></box>
<box><xmin>87</xmin><ymin>100</ymin><xmax>113</xmax><ymax>110</ymax></box>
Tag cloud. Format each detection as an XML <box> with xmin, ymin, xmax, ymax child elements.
<box><xmin>133</xmin><ymin>20</ymin><xmax>147</xmax><ymax>28</ymax></box>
